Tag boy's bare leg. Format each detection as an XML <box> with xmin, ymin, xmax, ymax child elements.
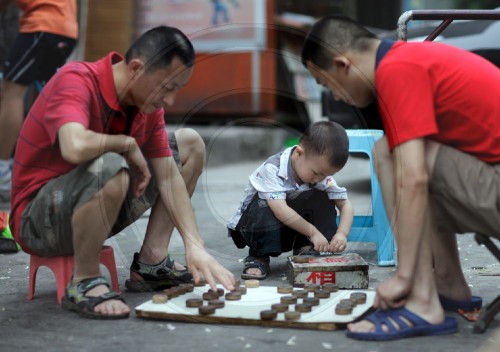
<box><xmin>136</xmin><ymin>128</ymin><xmax>205</xmax><ymax>268</ymax></box>
<box><xmin>72</xmin><ymin>169</ymin><xmax>130</xmax><ymax>316</ymax></box>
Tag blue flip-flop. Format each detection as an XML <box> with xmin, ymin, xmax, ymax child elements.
<box><xmin>346</xmin><ymin>307</ymin><xmax>458</xmax><ymax>341</ymax></box>
<box><xmin>439</xmin><ymin>295</ymin><xmax>482</xmax><ymax>311</ymax></box>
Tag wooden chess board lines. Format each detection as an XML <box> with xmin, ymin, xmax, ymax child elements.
<box><xmin>135</xmin><ymin>285</ymin><xmax>376</xmax><ymax>331</ymax></box>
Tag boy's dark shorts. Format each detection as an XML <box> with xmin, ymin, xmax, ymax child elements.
<box><xmin>229</xmin><ymin>189</ymin><xmax>339</xmax><ymax>257</ymax></box>
<box><xmin>20</xmin><ymin>134</ymin><xmax>181</xmax><ymax>257</ymax></box>
<box><xmin>3</xmin><ymin>32</ymin><xmax>76</xmax><ymax>85</ymax></box>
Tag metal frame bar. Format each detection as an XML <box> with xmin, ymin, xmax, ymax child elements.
<box><xmin>397</xmin><ymin>9</ymin><xmax>500</xmax><ymax>41</ymax></box>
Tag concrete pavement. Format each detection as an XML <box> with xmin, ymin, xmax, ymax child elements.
<box><xmin>0</xmin><ymin>124</ymin><xmax>498</xmax><ymax>351</ymax></box>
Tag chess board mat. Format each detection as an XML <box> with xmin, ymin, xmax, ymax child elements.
<box><xmin>135</xmin><ymin>285</ymin><xmax>375</xmax><ymax>331</ymax></box>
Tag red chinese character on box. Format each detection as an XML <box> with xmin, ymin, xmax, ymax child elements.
<box><xmin>306</xmin><ymin>271</ymin><xmax>336</xmax><ymax>285</ymax></box>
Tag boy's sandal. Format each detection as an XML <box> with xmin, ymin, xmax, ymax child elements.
<box><xmin>61</xmin><ymin>276</ymin><xmax>130</xmax><ymax>320</ymax></box>
<box><xmin>241</xmin><ymin>256</ymin><xmax>270</xmax><ymax>280</ymax></box>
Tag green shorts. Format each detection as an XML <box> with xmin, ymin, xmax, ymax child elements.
<box><xmin>429</xmin><ymin>144</ymin><xmax>500</xmax><ymax>238</ymax></box>
<box><xmin>20</xmin><ymin>134</ymin><xmax>181</xmax><ymax>257</ymax></box>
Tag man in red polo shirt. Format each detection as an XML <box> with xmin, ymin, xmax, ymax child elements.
<box><xmin>10</xmin><ymin>26</ymin><xmax>235</xmax><ymax>319</ymax></box>
<box><xmin>302</xmin><ymin>16</ymin><xmax>500</xmax><ymax>340</ymax></box>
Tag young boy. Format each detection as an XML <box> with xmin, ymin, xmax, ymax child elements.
<box><xmin>228</xmin><ymin>121</ymin><xmax>354</xmax><ymax>280</ymax></box>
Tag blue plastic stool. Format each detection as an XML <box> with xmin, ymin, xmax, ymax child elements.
<box><xmin>345</xmin><ymin>129</ymin><xmax>395</xmax><ymax>266</ymax></box>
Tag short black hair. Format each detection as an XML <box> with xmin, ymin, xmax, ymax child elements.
<box><xmin>125</xmin><ymin>26</ymin><xmax>195</xmax><ymax>72</ymax></box>
<box><xmin>301</xmin><ymin>15</ymin><xmax>376</xmax><ymax>70</ymax></box>
<box><xmin>300</xmin><ymin>120</ymin><xmax>349</xmax><ymax>169</ymax></box>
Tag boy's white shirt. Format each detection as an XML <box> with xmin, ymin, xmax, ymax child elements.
<box><xmin>227</xmin><ymin>146</ymin><xmax>347</xmax><ymax>230</ymax></box>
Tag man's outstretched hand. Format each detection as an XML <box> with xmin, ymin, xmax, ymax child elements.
<box><xmin>186</xmin><ymin>245</ymin><xmax>235</xmax><ymax>292</ymax></box>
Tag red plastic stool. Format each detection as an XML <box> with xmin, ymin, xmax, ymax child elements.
<box><xmin>27</xmin><ymin>245</ymin><xmax>120</xmax><ymax>304</ymax></box>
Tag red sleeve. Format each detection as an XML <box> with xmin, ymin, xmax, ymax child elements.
<box><xmin>376</xmin><ymin>62</ymin><xmax>438</xmax><ymax>150</ymax></box>
<box><xmin>44</xmin><ymin>70</ymin><xmax>93</xmax><ymax>146</ymax></box>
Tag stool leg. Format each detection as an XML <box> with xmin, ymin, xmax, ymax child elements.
<box><xmin>53</xmin><ymin>256</ymin><xmax>73</xmax><ymax>304</ymax></box>
<box><xmin>473</xmin><ymin>295</ymin><xmax>500</xmax><ymax>333</ymax></box>
<box><xmin>100</xmin><ymin>247</ymin><xmax>120</xmax><ymax>293</ymax></box>
<box><xmin>27</xmin><ymin>258</ymin><xmax>38</xmax><ymax>300</ymax></box>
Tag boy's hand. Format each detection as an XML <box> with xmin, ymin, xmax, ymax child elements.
<box><xmin>309</xmin><ymin>233</ymin><xmax>330</xmax><ymax>253</ymax></box>
<box><xmin>329</xmin><ymin>232</ymin><xmax>347</xmax><ymax>252</ymax></box>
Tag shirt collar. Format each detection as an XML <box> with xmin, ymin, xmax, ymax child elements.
<box><xmin>97</xmin><ymin>52</ymin><xmax>126</xmax><ymax>114</ymax></box>
<box><xmin>376</xmin><ymin>39</ymin><xmax>396</xmax><ymax>68</ymax></box>
<box><xmin>278</xmin><ymin>146</ymin><xmax>295</xmax><ymax>180</ymax></box>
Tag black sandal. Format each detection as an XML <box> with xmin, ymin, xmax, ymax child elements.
<box><xmin>125</xmin><ymin>253</ymin><xmax>193</xmax><ymax>292</ymax></box>
<box><xmin>241</xmin><ymin>256</ymin><xmax>270</xmax><ymax>280</ymax></box>
<box><xmin>61</xmin><ymin>276</ymin><xmax>129</xmax><ymax>320</ymax></box>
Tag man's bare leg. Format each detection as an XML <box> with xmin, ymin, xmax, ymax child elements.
<box><xmin>425</xmin><ymin>141</ymin><xmax>472</xmax><ymax>301</ymax></box>
<box><xmin>135</xmin><ymin>128</ymin><xmax>205</xmax><ymax>268</ymax></box>
<box><xmin>72</xmin><ymin>169</ymin><xmax>130</xmax><ymax>316</ymax></box>
<box><xmin>375</xmin><ymin>138</ymin><xmax>469</xmax><ymax>299</ymax></box>
<box><xmin>432</xmin><ymin>230</ymin><xmax>472</xmax><ymax>301</ymax></box>
<box><xmin>348</xmin><ymin>140</ymin><xmax>447</xmax><ymax>333</ymax></box>
<box><xmin>373</xmin><ymin>137</ymin><xmax>396</xmax><ymax>223</ymax></box>
<box><xmin>0</xmin><ymin>80</ymin><xmax>26</xmax><ymax>160</ymax></box>
<box><xmin>347</xmin><ymin>206</ymin><xmax>445</xmax><ymax>333</ymax></box>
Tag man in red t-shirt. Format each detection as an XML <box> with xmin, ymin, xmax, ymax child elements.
<box><xmin>10</xmin><ymin>26</ymin><xmax>235</xmax><ymax>319</ymax></box>
<box><xmin>302</xmin><ymin>16</ymin><xmax>500</xmax><ymax>341</ymax></box>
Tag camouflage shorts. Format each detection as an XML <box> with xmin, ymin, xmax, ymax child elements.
<box><xmin>20</xmin><ymin>134</ymin><xmax>181</xmax><ymax>257</ymax></box>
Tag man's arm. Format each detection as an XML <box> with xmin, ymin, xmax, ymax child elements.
<box><xmin>376</xmin><ymin>138</ymin><xmax>429</xmax><ymax>309</ymax></box>
<box><xmin>58</xmin><ymin>122</ymin><xmax>150</xmax><ymax>197</ymax></box>
<box><xmin>149</xmin><ymin>156</ymin><xmax>235</xmax><ymax>291</ymax></box>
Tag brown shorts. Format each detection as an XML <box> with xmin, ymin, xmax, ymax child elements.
<box><xmin>429</xmin><ymin>144</ymin><xmax>500</xmax><ymax>238</ymax></box>
<box><xmin>20</xmin><ymin>134</ymin><xmax>181</xmax><ymax>257</ymax></box>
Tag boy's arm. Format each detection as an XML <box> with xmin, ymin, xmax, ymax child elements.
<box><xmin>330</xmin><ymin>198</ymin><xmax>353</xmax><ymax>252</ymax></box>
<box><xmin>335</xmin><ymin>198</ymin><xmax>353</xmax><ymax>237</ymax></box>
<box><xmin>267</xmin><ymin>199</ymin><xmax>330</xmax><ymax>252</ymax></box>
<box><xmin>149</xmin><ymin>156</ymin><xmax>235</xmax><ymax>291</ymax></box>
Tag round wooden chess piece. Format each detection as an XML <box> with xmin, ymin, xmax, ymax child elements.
<box><xmin>199</xmin><ymin>305</ymin><xmax>216</xmax><ymax>315</ymax></box>
<box><xmin>285</xmin><ymin>311</ymin><xmax>301</xmax><ymax>321</ymax></box>
<box><xmin>186</xmin><ymin>298</ymin><xmax>203</xmax><ymax>308</ymax></box>
<box><xmin>260</xmin><ymin>310</ymin><xmax>277</xmax><ymax>321</ymax></box>
<box><xmin>271</xmin><ymin>303</ymin><xmax>289</xmax><ymax>312</ymax></box>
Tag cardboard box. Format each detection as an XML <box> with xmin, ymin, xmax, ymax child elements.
<box><xmin>287</xmin><ymin>253</ymin><xmax>369</xmax><ymax>289</ymax></box>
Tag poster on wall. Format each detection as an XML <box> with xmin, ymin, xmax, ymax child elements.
<box><xmin>135</xmin><ymin>0</ymin><xmax>267</xmax><ymax>52</ymax></box>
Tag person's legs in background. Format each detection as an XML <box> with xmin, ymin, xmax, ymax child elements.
<box><xmin>0</xmin><ymin>3</ymin><xmax>19</xmax><ymax>204</ymax></box>
<box><xmin>0</xmin><ymin>32</ymin><xmax>76</xmax><ymax>201</ymax></box>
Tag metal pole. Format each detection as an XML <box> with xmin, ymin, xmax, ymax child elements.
<box><xmin>397</xmin><ymin>9</ymin><xmax>500</xmax><ymax>42</ymax></box>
